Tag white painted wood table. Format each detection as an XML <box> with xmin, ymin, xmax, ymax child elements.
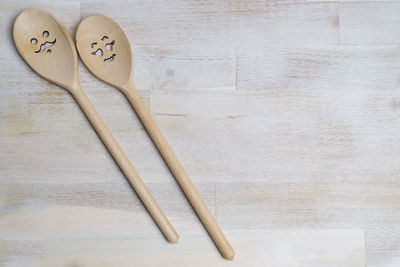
<box><xmin>1</xmin><ymin>0</ymin><xmax>399</xmax><ymax>266</ymax></box>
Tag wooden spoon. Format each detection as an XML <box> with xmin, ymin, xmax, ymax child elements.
<box><xmin>13</xmin><ymin>9</ymin><xmax>178</xmax><ymax>243</ymax></box>
<box><xmin>75</xmin><ymin>15</ymin><xmax>234</xmax><ymax>259</ymax></box>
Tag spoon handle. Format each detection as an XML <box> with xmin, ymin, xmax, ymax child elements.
<box><xmin>71</xmin><ymin>86</ymin><xmax>178</xmax><ymax>243</ymax></box>
<box><xmin>124</xmin><ymin>85</ymin><xmax>235</xmax><ymax>260</ymax></box>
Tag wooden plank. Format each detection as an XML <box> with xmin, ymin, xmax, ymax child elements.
<box><xmin>150</xmin><ymin>88</ymin><xmax>400</xmax><ymax>184</ymax></box>
<box><xmin>0</xmin><ymin>134</ymin><xmax>173</xmax><ymax>184</ymax></box>
<box><xmin>132</xmin><ymin>45</ymin><xmax>236</xmax><ymax>91</ymax></box>
<box><xmin>339</xmin><ymin>2</ymin><xmax>400</xmax><ymax>45</ymax></box>
<box><xmin>0</xmin><ymin>181</ymin><xmax>365</xmax><ymax>266</ymax></box>
<box><xmin>81</xmin><ymin>1</ymin><xmax>339</xmax><ymax>46</ymax></box>
<box><xmin>217</xmin><ymin>182</ymin><xmax>399</xmax><ymax>266</ymax></box>
<box><xmin>0</xmin><ymin>182</ymin><xmax>216</xmax><ymax>233</ymax></box>
<box><xmin>236</xmin><ymin>45</ymin><xmax>400</xmax><ymax>91</ymax></box>
<box><xmin>0</xmin><ymin>229</ymin><xmax>365</xmax><ymax>267</ymax></box>
<box><xmin>0</xmin><ymin>85</ymin><xmax>149</xmax><ymax>136</ymax></box>
<box><xmin>3</xmin><ymin>84</ymin><xmax>400</xmax><ymax>185</ymax></box>
<box><xmin>216</xmin><ymin>182</ymin><xmax>400</xmax><ymax>228</ymax></box>
<box><xmin>226</xmin><ymin>1</ymin><xmax>339</xmax><ymax>45</ymax></box>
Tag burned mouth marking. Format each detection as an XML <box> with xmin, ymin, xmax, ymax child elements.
<box><xmin>34</xmin><ymin>39</ymin><xmax>56</xmax><ymax>54</ymax></box>
<box><xmin>104</xmin><ymin>53</ymin><xmax>116</xmax><ymax>62</ymax></box>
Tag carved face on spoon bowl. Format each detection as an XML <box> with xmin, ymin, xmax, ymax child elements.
<box><xmin>13</xmin><ymin>9</ymin><xmax>78</xmax><ymax>89</ymax></box>
<box><xmin>30</xmin><ymin>30</ymin><xmax>56</xmax><ymax>54</ymax></box>
<box><xmin>75</xmin><ymin>14</ymin><xmax>133</xmax><ymax>89</ymax></box>
<box><xmin>90</xmin><ymin>35</ymin><xmax>116</xmax><ymax>62</ymax></box>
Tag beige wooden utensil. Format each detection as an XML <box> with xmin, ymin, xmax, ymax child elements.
<box><xmin>75</xmin><ymin>15</ymin><xmax>234</xmax><ymax>260</ymax></box>
<box><xmin>13</xmin><ymin>9</ymin><xmax>178</xmax><ymax>243</ymax></box>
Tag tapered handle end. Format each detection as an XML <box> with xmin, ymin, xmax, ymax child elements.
<box><xmin>165</xmin><ymin>230</ymin><xmax>179</xmax><ymax>243</ymax></box>
<box><xmin>223</xmin><ymin>247</ymin><xmax>235</xmax><ymax>260</ymax></box>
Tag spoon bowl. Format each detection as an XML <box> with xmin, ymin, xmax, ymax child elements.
<box><xmin>13</xmin><ymin>8</ymin><xmax>78</xmax><ymax>90</ymax></box>
<box><xmin>75</xmin><ymin>15</ymin><xmax>133</xmax><ymax>90</ymax></box>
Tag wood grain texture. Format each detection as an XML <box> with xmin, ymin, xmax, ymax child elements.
<box><xmin>81</xmin><ymin>1</ymin><xmax>339</xmax><ymax>46</ymax></box>
<box><xmin>339</xmin><ymin>2</ymin><xmax>400</xmax><ymax>45</ymax></box>
<box><xmin>2</xmin><ymin>0</ymin><xmax>400</xmax><ymax>266</ymax></box>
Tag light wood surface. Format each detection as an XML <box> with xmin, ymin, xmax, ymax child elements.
<box><xmin>12</xmin><ymin>8</ymin><xmax>178</xmax><ymax>243</ymax></box>
<box><xmin>75</xmin><ymin>14</ymin><xmax>233</xmax><ymax>259</ymax></box>
<box><xmin>2</xmin><ymin>0</ymin><xmax>400</xmax><ymax>266</ymax></box>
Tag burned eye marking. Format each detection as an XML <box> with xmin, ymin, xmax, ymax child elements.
<box><xmin>43</xmin><ymin>31</ymin><xmax>49</xmax><ymax>38</ymax></box>
<box><xmin>91</xmin><ymin>42</ymin><xmax>97</xmax><ymax>48</ymax></box>
<box><xmin>105</xmin><ymin>40</ymin><xmax>115</xmax><ymax>51</ymax></box>
<box><xmin>101</xmin><ymin>36</ymin><xmax>109</xmax><ymax>41</ymax></box>
<box><xmin>31</xmin><ymin>38</ymin><xmax>38</xmax><ymax>45</ymax></box>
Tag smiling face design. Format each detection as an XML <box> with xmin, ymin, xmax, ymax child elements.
<box><xmin>90</xmin><ymin>35</ymin><xmax>116</xmax><ymax>62</ymax></box>
<box><xmin>30</xmin><ymin>31</ymin><xmax>56</xmax><ymax>54</ymax></box>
